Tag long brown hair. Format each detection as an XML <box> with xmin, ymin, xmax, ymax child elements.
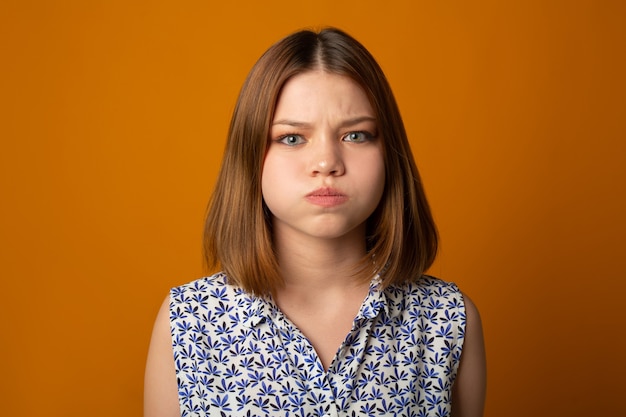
<box><xmin>204</xmin><ymin>28</ymin><xmax>438</xmax><ymax>295</ymax></box>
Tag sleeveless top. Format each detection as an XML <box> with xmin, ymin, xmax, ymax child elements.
<box><xmin>169</xmin><ymin>273</ymin><xmax>466</xmax><ymax>417</ymax></box>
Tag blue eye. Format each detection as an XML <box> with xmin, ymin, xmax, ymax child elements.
<box><xmin>279</xmin><ymin>134</ymin><xmax>305</xmax><ymax>146</ymax></box>
<box><xmin>343</xmin><ymin>131</ymin><xmax>372</xmax><ymax>143</ymax></box>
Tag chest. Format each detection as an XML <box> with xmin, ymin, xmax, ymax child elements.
<box><xmin>173</xmin><ymin>312</ymin><xmax>460</xmax><ymax>417</ymax></box>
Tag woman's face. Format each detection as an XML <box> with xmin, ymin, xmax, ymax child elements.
<box><xmin>261</xmin><ymin>70</ymin><xmax>385</xmax><ymax>246</ymax></box>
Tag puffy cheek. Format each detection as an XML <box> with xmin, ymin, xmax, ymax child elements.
<box><xmin>260</xmin><ymin>166</ymin><xmax>275</xmax><ymax>213</ymax></box>
<box><xmin>369</xmin><ymin>174</ymin><xmax>386</xmax><ymax>216</ymax></box>
<box><xmin>357</xmin><ymin>152</ymin><xmax>386</xmax><ymax>210</ymax></box>
<box><xmin>261</xmin><ymin>156</ymin><xmax>290</xmax><ymax>216</ymax></box>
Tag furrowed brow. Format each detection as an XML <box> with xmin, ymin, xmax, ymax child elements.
<box><xmin>272</xmin><ymin>116</ymin><xmax>377</xmax><ymax>128</ymax></box>
<box><xmin>271</xmin><ymin>120</ymin><xmax>312</xmax><ymax>127</ymax></box>
<box><xmin>338</xmin><ymin>116</ymin><xmax>377</xmax><ymax>128</ymax></box>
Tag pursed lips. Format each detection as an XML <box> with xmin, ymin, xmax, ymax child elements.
<box><xmin>305</xmin><ymin>187</ymin><xmax>348</xmax><ymax>207</ymax></box>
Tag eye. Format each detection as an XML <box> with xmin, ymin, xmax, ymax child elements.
<box><xmin>278</xmin><ymin>134</ymin><xmax>306</xmax><ymax>146</ymax></box>
<box><xmin>342</xmin><ymin>131</ymin><xmax>373</xmax><ymax>143</ymax></box>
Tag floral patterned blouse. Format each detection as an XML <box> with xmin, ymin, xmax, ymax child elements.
<box><xmin>169</xmin><ymin>273</ymin><xmax>466</xmax><ymax>417</ymax></box>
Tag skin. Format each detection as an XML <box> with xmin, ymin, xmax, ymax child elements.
<box><xmin>144</xmin><ymin>296</ymin><xmax>179</xmax><ymax>417</ymax></box>
<box><xmin>143</xmin><ymin>69</ymin><xmax>486</xmax><ymax>417</ymax></box>
<box><xmin>452</xmin><ymin>294</ymin><xmax>487</xmax><ymax>417</ymax></box>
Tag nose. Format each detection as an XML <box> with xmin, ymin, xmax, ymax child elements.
<box><xmin>310</xmin><ymin>138</ymin><xmax>345</xmax><ymax>176</ymax></box>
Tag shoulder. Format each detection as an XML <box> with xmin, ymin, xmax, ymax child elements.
<box><xmin>397</xmin><ymin>274</ymin><xmax>463</xmax><ymax>294</ymax></box>
<box><xmin>169</xmin><ymin>272</ymin><xmax>269</xmax><ymax>328</ymax></box>
<box><xmin>169</xmin><ymin>272</ymin><xmax>245</xmax><ymax>305</ymax></box>
<box><xmin>386</xmin><ymin>275</ymin><xmax>465</xmax><ymax>309</ymax></box>
<box><xmin>171</xmin><ymin>272</ymin><xmax>229</xmax><ymax>295</ymax></box>
<box><xmin>461</xmin><ymin>292</ymin><xmax>481</xmax><ymax>329</ymax></box>
<box><xmin>418</xmin><ymin>275</ymin><xmax>464</xmax><ymax>295</ymax></box>
<box><xmin>383</xmin><ymin>275</ymin><xmax>466</xmax><ymax>343</ymax></box>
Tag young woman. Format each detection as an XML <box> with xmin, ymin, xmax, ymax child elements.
<box><xmin>145</xmin><ymin>28</ymin><xmax>486</xmax><ymax>417</ymax></box>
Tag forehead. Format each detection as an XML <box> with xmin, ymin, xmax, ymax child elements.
<box><xmin>273</xmin><ymin>70</ymin><xmax>375</xmax><ymax>121</ymax></box>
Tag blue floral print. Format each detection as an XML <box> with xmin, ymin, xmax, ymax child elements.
<box><xmin>169</xmin><ymin>273</ymin><xmax>466</xmax><ymax>417</ymax></box>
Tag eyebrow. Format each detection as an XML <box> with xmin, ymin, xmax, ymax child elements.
<box><xmin>271</xmin><ymin>116</ymin><xmax>377</xmax><ymax>128</ymax></box>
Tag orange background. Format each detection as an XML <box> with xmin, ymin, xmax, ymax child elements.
<box><xmin>1</xmin><ymin>1</ymin><xmax>625</xmax><ymax>416</ymax></box>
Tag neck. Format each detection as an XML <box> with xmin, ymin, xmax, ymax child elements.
<box><xmin>272</xmin><ymin>230</ymin><xmax>372</xmax><ymax>324</ymax></box>
<box><xmin>273</xmin><ymin>226</ymin><xmax>369</xmax><ymax>292</ymax></box>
